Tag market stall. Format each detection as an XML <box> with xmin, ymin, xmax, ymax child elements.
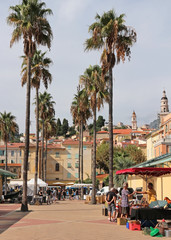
<box><xmin>116</xmin><ymin>167</ymin><xmax>171</xmax><ymax>227</ymax></box>
<box><xmin>116</xmin><ymin>167</ymin><xmax>171</xmax><ymax>191</ymax></box>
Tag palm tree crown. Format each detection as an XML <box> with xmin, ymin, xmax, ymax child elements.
<box><xmin>21</xmin><ymin>50</ymin><xmax>52</xmax><ymax>89</ymax></box>
<box><xmin>7</xmin><ymin>0</ymin><xmax>53</xmax><ymax>56</ymax></box>
<box><xmin>85</xmin><ymin>10</ymin><xmax>136</xmax><ymax>75</ymax></box>
<box><xmin>0</xmin><ymin>112</ymin><xmax>19</xmax><ymax>143</ymax></box>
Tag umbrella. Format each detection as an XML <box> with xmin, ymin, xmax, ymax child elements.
<box><xmin>66</xmin><ymin>182</ymin><xmax>74</xmax><ymax>185</ymax></box>
<box><xmin>116</xmin><ymin>167</ymin><xmax>171</xmax><ymax>177</ymax></box>
<box><xmin>53</xmin><ymin>182</ymin><xmax>65</xmax><ymax>185</ymax></box>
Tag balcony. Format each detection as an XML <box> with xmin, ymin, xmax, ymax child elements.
<box><xmin>154</xmin><ymin>137</ymin><xmax>171</xmax><ymax>147</ymax></box>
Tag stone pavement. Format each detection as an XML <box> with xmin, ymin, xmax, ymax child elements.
<box><xmin>0</xmin><ymin>201</ymin><xmax>159</xmax><ymax>240</ymax></box>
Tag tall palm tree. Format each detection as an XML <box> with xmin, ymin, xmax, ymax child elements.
<box><xmin>21</xmin><ymin>50</ymin><xmax>52</xmax><ymax>195</ymax></box>
<box><xmin>39</xmin><ymin>92</ymin><xmax>55</xmax><ymax>180</ymax></box>
<box><xmin>0</xmin><ymin>112</ymin><xmax>19</xmax><ymax>194</ymax></box>
<box><xmin>85</xmin><ymin>10</ymin><xmax>136</xmax><ymax>189</ymax></box>
<box><xmin>80</xmin><ymin>65</ymin><xmax>109</xmax><ymax>204</ymax></box>
<box><xmin>70</xmin><ymin>87</ymin><xmax>91</xmax><ymax>187</ymax></box>
<box><xmin>43</xmin><ymin>116</ymin><xmax>56</xmax><ymax>182</ymax></box>
<box><xmin>7</xmin><ymin>0</ymin><xmax>53</xmax><ymax>211</ymax></box>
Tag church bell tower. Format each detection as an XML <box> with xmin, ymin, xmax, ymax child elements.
<box><xmin>132</xmin><ymin>111</ymin><xmax>137</xmax><ymax>130</ymax></box>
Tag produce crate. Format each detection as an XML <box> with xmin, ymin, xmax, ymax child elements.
<box><xmin>129</xmin><ymin>222</ymin><xmax>141</xmax><ymax>231</ymax></box>
<box><xmin>117</xmin><ymin>218</ymin><xmax>127</xmax><ymax>225</ymax></box>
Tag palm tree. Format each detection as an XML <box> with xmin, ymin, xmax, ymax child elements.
<box><xmin>39</xmin><ymin>92</ymin><xmax>55</xmax><ymax>180</ymax></box>
<box><xmin>7</xmin><ymin>0</ymin><xmax>53</xmax><ymax>211</ymax></box>
<box><xmin>114</xmin><ymin>153</ymin><xmax>135</xmax><ymax>187</ymax></box>
<box><xmin>85</xmin><ymin>10</ymin><xmax>136</xmax><ymax>189</ymax></box>
<box><xmin>80</xmin><ymin>65</ymin><xmax>108</xmax><ymax>204</ymax></box>
<box><xmin>70</xmin><ymin>87</ymin><xmax>91</xmax><ymax>187</ymax></box>
<box><xmin>21</xmin><ymin>50</ymin><xmax>52</xmax><ymax>195</ymax></box>
<box><xmin>0</xmin><ymin>112</ymin><xmax>19</xmax><ymax>194</ymax></box>
<box><xmin>43</xmin><ymin>116</ymin><xmax>56</xmax><ymax>182</ymax></box>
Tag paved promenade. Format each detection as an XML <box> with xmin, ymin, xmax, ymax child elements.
<box><xmin>0</xmin><ymin>201</ymin><xmax>159</xmax><ymax>240</ymax></box>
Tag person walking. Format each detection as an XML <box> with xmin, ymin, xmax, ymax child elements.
<box><xmin>52</xmin><ymin>188</ymin><xmax>57</xmax><ymax>203</ymax></box>
<box><xmin>46</xmin><ymin>188</ymin><xmax>52</xmax><ymax>205</ymax></box>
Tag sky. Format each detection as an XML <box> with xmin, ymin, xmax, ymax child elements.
<box><xmin>0</xmin><ymin>0</ymin><xmax>171</xmax><ymax>133</ymax></box>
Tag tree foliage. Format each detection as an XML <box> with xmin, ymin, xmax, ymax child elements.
<box><xmin>62</xmin><ymin>118</ymin><xmax>69</xmax><ymax>137</ymax></box>
<box><xmin>125</xmin><ymin>145</ymin><xmax>146</xmax><ymax>164</ymax></box>
<box><xmin>96</xmin><ymin>143</ymin><xmax>145</xmax><ymax>173</ymax></box>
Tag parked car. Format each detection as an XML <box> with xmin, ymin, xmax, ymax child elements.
<box><xmin>96</xmin><ymin>186</ymin><xmax>109</xmax><ymax>195</ymax></box>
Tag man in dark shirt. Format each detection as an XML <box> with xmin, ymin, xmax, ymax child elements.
<box><xmin>46</xmin><ymin>188</ymin><xmax>51</xmax><ymax>205</ymax></box>
<box><xmin>106</xmin><ymin>188</ymin><xmax>117</xmax><ymax>222</ymax></box>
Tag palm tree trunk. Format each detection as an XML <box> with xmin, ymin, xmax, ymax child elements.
<box><xmin>91</xmin><ymin>102</ymin><xmax>97</xmax><ymax>204</ymax></box>
<box><xmin>78</xmin><ymin>123</ymin><xmax>81</xmax><ymax>183</ymax></box>
<box><xmin>109</xmin><ymin>67</ymin><xmax>113</xmax><ymax>190</ymax></box>
<box><xmin>21</xmin><ymin>56</ymin><xmax>31</xmax><ymax>212</ymax></box>
<box><xmin>5</xmin><ymin>141</ymin><xmax>8</xmax><ymax>195</ymax></box>
<box><xmin>80</xmin><ymin>121</ymin><xmax>83</xmax><ymax>183</ymax></box>
<box><xmin>44</xmin><ymin>137</ymin><xmax>47</xmax><ymax>182</ymax></box>
<box><xmin>34</xmin><ymin>88</ymin><xmax>39</xmax><ymax>196</ymax></box>
<box><xmin>80</xmin><ymin>121</ymin><xmax>84</xmax><ymax>199</ymax></box>
<box><xmin>41</xmin><ymin>121</ymin><xmax>44</xmax><ymax>180</ymax></box>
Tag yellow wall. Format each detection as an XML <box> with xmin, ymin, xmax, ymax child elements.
<box><xmin>20</xmin><ymin>143</ymin><xmax>92</xmax><ymax>185</ymax></box>
<box><xmin>128</xmin><ymin>175</ymin><xmax>171</xmax><ymax>201</ymax></box>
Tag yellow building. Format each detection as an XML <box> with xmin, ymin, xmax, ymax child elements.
<box><xmin>20</xmin><ymin>140</ymin><xmax>92</xmax><ymax>186</ymax></box>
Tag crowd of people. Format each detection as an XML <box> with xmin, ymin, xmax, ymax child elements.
<box><xmin>37</xmin><ymin>187</ymin><xmax>82</xmax><ymax>204</ymax></box>
<box><xmin>105</xmin><ymin>182</ymin><xmax>157</xmax><ymax>222</ymax></box>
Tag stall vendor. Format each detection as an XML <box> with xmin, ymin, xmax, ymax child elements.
<box><xmin>136</xmin><ymin>182</ymin><xmax>157</xmax><ymax>204</ymax></box>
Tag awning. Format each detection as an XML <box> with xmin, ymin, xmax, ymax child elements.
<box><xmin>0</xmin><ymin>168</ymin><xmax>17</xmax><ymax>177</ymax></box>
<box><xmin>116</xmin><ymin>167</ymin><xmax>171</xmax><ymax>177</ymax></box>
<box><xmin>133</xmin><ymin>153</ymin><xmax>171</xmax><ymax>168</ymax></box>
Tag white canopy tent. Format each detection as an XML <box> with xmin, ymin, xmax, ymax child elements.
<box><xmin>28</xmin><ymin>178</ymin><xmax>48</xmax><ymax>187</ymax></box>
<box><xmin>9</xmin><ymin>180</ymin><xmax>23</xmax><ymax>187</ymax></box>
<box><xmin>27</xmin><ymin>178</ymin><xmax>48</xmax><ymax>196</ymax></box>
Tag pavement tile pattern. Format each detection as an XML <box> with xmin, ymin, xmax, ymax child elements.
<box><xmin>0</xmin><ymin>201</ymin><xmax>160</xmax><ymax>240</ymax></box>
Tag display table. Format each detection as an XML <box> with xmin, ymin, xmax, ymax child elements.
<box><xmin>131</xmin><ymin>208</ymin><xmax>171</xmax><ymax>220</ymax></box>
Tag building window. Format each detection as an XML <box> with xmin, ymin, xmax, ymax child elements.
<box><xmin>75</xmin><ymin>162</ymin><xmax>79</xmax><ymax>168</ymax></box>
<box><xmin>0</xmin><ymin>150</ymin><xmax>5</xmax><ymax>156</ymax></box>
<box><xmin>13</xmin><ymin>168</ymin><xmax>16</xmax><ymax>173</ymax></box>
<box><xmin>11</xmin><ymin>151</ymin><xmax>14</xmax><ymax>156</ymax></box>
<box><xmin>168</xmin><ymin>146</ymin><xmax>171</xmax><ymax>153</ymax></box>
<box><xmin>55</xmin><ymin>163</ymin><xmax>59</xmax><ymax>171</ymax></box>
<box><xmin>166</xmin><ymin>125</ymin><xmax>168</xmax><ymax>133</ymax></box>
<box><xmin>67</xmin><ymin>173</ymin><xmax>71</xmax><ymax>178</ymax></box>
<box><xmin>55</xmin><ymin>152</ymin><xmax>59</xmax><ymax>158</ymax></box>
<box><xmin>67</xmin><ymin>153</ymin><xmax>71</xmax><ymax>159</ymax></box>
<box><xmin>75</xmin><ymin>173</ymin><xmax>78</xmax><ymax>178</ymax></box>
<box><xmin>0</xmin><ymin>160</ymin><xmax>4</xmax><ymax>163</ymax></box>
<box><xmin>83</xmin><ymin>146</ymin><xmax>87</xmax><ymax>150</ymax></box>
<box><xmin>75</xmin><ymin>153</ymin><xmax>79</xmax><ymax>159</ymax></box>
<box><xmin>67</xmin><ymin>145</ymin><xmax>71</xmax><ymax>150</ymax></box>
<box><xmin>20</xmin><ymin>150</ymin><xmax>22</xmax><ymax>157</ymax></box>
<box><xmin>67</xmin><ymin>163</ymin><xmax>72</xmax><ymax>168</ymax></box>
<box><xmin>11</xmin><ymin>160</ymin><xmax>14</xmax><ymax>163</ymax></box>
